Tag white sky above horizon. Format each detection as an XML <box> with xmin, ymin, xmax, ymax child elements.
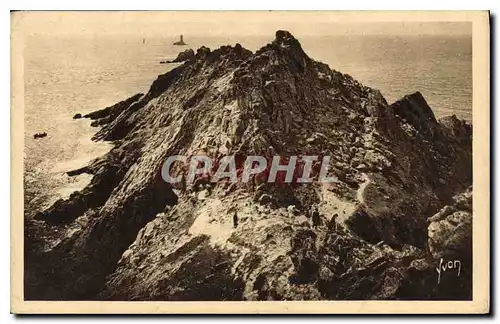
<box><xmin>13</xmin><ymin>11</ymin><xmax>472</xmax><ymax>38</ymax></box>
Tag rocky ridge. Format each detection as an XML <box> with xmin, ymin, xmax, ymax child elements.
<box><xmin>26</xmin><ymin>31</ymin><xmax>473</xmax><ymax>301</ymax></box>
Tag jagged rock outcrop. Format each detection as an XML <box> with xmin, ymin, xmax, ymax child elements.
<box><xmin>160</xmin><ymin>49</ymin><xmax>196</xmax><ymax>64</ymax></box>
<box><xmin>26</xmin><ymin>31</ymin><xmax>472</xmax><ymax>301</ymax></box>
<box><xmin>82</xmin><ymin>93</ymin><xmax>143</xmax><ymax>127</ymax></box>
<box><xmin>428</xmin><ymin>187</ymin><xmax>472</xmax><ymax>260</ymax></box>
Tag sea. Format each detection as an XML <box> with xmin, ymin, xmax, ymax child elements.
<box><xmin>23</xmin><ymin>34</ymin><xmax>472</xmax><ymax>216</ymax></box>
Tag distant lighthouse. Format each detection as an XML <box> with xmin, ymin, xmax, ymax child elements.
<box><xmin>173</xmin><ymin>34</ymin><xmax>187</xmax><ymax>46</ymax></box>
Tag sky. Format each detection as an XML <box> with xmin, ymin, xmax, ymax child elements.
<box><xmin>12</xmin><ymin>11</ymin><xmax>473</xmax><ymax>37</ymax></box>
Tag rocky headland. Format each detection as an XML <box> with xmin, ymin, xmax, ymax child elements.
<box><xmin>25</xmin><ymin>31</ymin><xmax>473</xmax><ymax>301</ymax></box>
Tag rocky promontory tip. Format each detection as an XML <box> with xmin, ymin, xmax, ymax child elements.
<box><xmin>26</xmin><ymin>31</ymin><xmax>472</xmax><ymax>301</ymax></box>
<box><xmin>274</xmin><ymin>30</ymin><xmax>298</xmax><ymax>45</ymax></box>
<box><xmin>160</xmin><ymin>49</ymin><xmax>195</xmax><ymax>64</ymax></box>
<box><xmin>390</xmin><ymin>91</ymin><xmax>439</xmax><ymax>134</ymax></box>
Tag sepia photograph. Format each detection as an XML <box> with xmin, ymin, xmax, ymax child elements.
<box><xmin>10</xmin><ymin>10</ymin><xmax>490</xmax><ymax>314</ymax></box>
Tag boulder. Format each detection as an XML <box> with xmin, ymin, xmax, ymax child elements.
<box><xmin>428</xmin><ymin>189</ymin><xmax>472</xmax><ymax>260</ymax></box>
<box><xmin>363</xmin><ymin>149</ymin><xmax>391</xmax><ymax>170</ymax></box>
<box><xmin>389</xmin><ymin>92</ymin><xmax>438</xmax><ymax>135</ymax></box>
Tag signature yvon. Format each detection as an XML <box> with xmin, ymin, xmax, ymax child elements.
<box><xmin>436</xmin><ymin>258</ymin><xmax>461</xmax><ymax>284</ymax></box>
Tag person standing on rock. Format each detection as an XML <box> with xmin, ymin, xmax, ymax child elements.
<box><xmin>179</xmin><ymin>171</ymin><xmax>187</xmax><ymax>192</ymax></box>
<box><xmin>233</xmin><ymin>211</ymin><xmax>238</xmax><ymax>228</ymax></box>
<box><xmin>331</xmin><ymin>213</ymin><xmax>339</xmax><ymax>231</ymax></box>
<box><xmin>312</xmin><ymin>207</ymin><xmax>320</xmax><ymax>229</ymax></box>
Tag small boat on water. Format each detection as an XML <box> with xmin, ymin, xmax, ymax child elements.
<box><xmin>173</xmin><ymin>35</ymin><xmax>187</xmax><ymax>46</ymax></box>
<box><xmin>33</xmin><ymin>132</ymin><xmax>47</xmax><ymax>139</ymax></box>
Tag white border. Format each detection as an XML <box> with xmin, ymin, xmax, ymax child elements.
<box><xmin>3</xmin><ymin>1</ymin><xmax>497</xmax><ymax>322</ymax></box>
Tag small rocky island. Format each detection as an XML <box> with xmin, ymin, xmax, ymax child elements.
<box><xmin>26</xmin><ymin>31</ymin><xmax>472</xmax><ymax>301</ymax></box>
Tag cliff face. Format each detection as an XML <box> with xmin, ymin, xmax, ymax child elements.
<box><xmin>27</xmin><ymin>31</ymin><xmax>472</xmax><ymax>301</ymax></box>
